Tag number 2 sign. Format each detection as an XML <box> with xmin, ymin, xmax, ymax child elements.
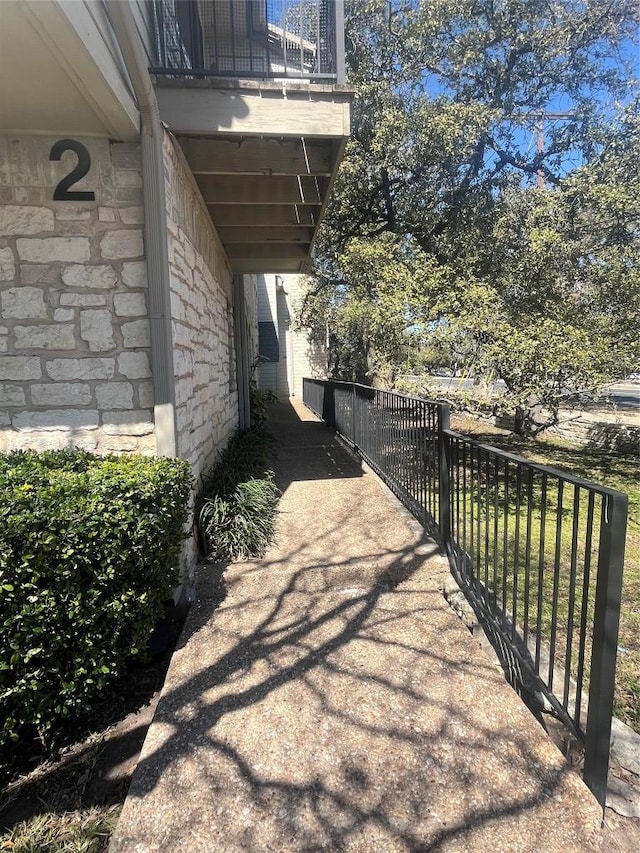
<box><xmin>49</xmin><ymin>139</ymin><xmax>96</xmax><ymax>202</ymax></box>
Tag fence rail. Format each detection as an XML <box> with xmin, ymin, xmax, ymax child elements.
<box><xmin>149</xmin><ymin>0</ymin><xmax>344</xmax><ymax>82</ymax></box>
<box><xmin>302</xmin><ymin>377</ymin><xmax>628</xmax><ymax>809</ymax></box>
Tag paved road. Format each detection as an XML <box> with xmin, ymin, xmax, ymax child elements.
<box><xmin>404</xmin><ymin>376</ymin><xmax>639</xmax><ymax>410</ymax></box>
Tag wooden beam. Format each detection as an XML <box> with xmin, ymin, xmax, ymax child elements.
<box><xmin>230</xmin><ymin>257</ymin><xmax>308</xmax><ymax>273</ymax></box>
<box><xmin>208</xmin><ymin>204</ymin><xmax>320</xmax><ymax>226</ymax></box>
<box><xmin>156</xmin><ymin>86</ymin><xmax>351</xmax><ymax>138</ymax></box>
<box><xmin>178</xmin><ymin>136</ymin><xmax>333</xmax><ymax>176</ymax></box>
<box><xmin>217</xmin><ymin>226</ymin><xmax>315</xmax><ymax>244</ymax></box>
<box><xmin>196</xmin><ymin>174</ymin><xmax>326</xmax><ymax>204</ymax></box>
<box><xmin>225</xmin><ymin>243</ymin><xmax>309</xmax><ymax>260</ymax></box>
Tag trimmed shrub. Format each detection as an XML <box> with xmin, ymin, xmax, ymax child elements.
<box><xmin>197</xmin><ymin>428</ymin><xmax>280</xmax><ymax>560</ymax></box>
<box><xmin>0</xmin><ymin>449</ymin><xmax>193</xmax><ymax>747</ymax></box>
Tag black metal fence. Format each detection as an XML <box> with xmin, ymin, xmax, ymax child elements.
<box><xmin>149</xmin><ymin>0</ymin><xmax>345</xmax><ymax>82</ymax></box>
<box><xmin>302</xmin><ymin>377</ymin><xmax>628</xmax><ymax>809</ymax></box>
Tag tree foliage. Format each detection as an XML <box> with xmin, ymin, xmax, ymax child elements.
<box><xmin>299</xmin><ymin>0</ymin><xmax>639</xmax><ymax>432</ymax></box>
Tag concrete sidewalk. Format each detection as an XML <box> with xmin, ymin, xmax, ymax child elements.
<box><xmin>110</xmin><ymin>398</ymin><xmax>602</xmax><ymax>852</ymax></box>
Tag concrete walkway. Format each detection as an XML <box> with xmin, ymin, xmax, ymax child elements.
<box><xmin>110</xmin><ymin>398</ymin><xmax>602</xmax><ymax>852</ymax></box>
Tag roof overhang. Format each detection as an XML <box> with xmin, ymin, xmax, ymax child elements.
<box><xmin>155</xmin><ymin>80</ymin><xmax>352</xmax><ymax>273</ymax></box>
<box><xmin>0</xmin><ymin>0</ymin><xmax>139</xmax><ymax>140</ymax></box>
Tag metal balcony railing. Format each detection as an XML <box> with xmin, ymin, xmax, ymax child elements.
<box><xmin>303</xmin><ymin>378</ymin><xmax>628</xmax><ymax>810</ymax></box>
<box><xmin>148</xmin><ymin>0</ymin><xmax>345</xmax><ymax>82</ymax></box>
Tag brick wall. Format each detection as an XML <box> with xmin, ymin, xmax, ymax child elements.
<box><xmin>0</xmin><ymin>135</ymin><xmax>155</xmax><ymax>453</ymax></box>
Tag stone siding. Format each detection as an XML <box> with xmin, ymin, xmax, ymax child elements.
<box><xmin>164</xmin><ymin>132</ymin><xmax>239</xmax><ymax>569</ymax></box>
<box><xmin>0</xmin><ymin>135</ymin><xmax>154</xmax><ymax>453</ymax></box>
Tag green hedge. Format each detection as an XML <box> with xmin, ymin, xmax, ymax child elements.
<box><xmin>0</xmin><ymin>449</ymin><xmax>193</xmax><ymax>747</ymax></box>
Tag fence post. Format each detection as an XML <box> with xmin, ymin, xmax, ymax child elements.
<box><xmin>352</xmin><ymin>383</ymin><xmax>357</xmax><ymax>447</ymax></box>
<box><xmin>321</xmin><ymin>380</ymin><xmax>335</xmax><ymax>429</ymax></box>
<box><xmin>437</xmin><ymin>403</ymin><xmax>451</xmax><ymax>551</ymax></box>
<box><xmin>583</xmin><ymin>491</ymin><xmax>628</xmax><ymax>810</ymax></box>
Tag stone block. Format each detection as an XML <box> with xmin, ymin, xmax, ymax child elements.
<box><xmin>0</xmin><ymin>384</ymin><xmax>26</xmax><ymax>407</ymax></box>
<box><xmin>61</xmin><ymin>264</ymin><xmax>117</xmax><ymax>289</ymax></box>
<box><xmin>172</xmin><ymin>321</ymin><xmax>191</xmax><ymax>348</ymax></box>
<box><xmin>54</xmin><ymin>207</ymin><xmax>92</xmax><ymax>221</ymax></box>
<box><xmin>14</xmin><ymin>324</ymin><xmax>76</xmax><ymax>350</ymax></box>
<box><xmin>1</xmin><ymin>286</ymin><xmax>47</xmax><ymax>319</ymax></box>
<box><xmin>0</xmin><ymin>355</ymin><xmax>42</xmax><ymax>380</ymax></box>
<box><xmin>122</xmin><ymin>319</ymin><xmax>150</xmax><ymax>348</ymax></box>
<box><xmin>17</xmin><ymin>237</ymin><xmax>90</xmax><ymax>263</ymax></box>
<box><xmin>14</xmin><ymin>188</ymin><xmax>46</xmax><ymax>204</ymax></box>
<box><xmin>102</xmin><ymin>410</ymin><xmax>154</xmax><ymax>436</ymax></box>
<box><xmin>12</xmin><ymin>409</ymin><xmax>99</xmax><ymax>431</ymax></box>
<box><xmin>121</xmin><ymin>261</ymin><xmax>147</xmax><ymax>288</ymax></box>
<box><xmin>46</xmin><ymin>357</ymin><xmax>115</xmax><ymax>380</ymax></box>
<box><xmin>184</xmin><ymin>240</ymin><xmax>196</xmax><ymax>270</ymax></box>
<box><xmin>116</xmin><ymin>188</ymin><xmax>143</xmax><ymax>204</ymax></box>
<box><xmin>98</xmin><ymin>207</ymin><xmax>117</xmax><ymax>222</ymax></box>
<box><xmin>0</xmin><ymin>247</ymin><xmax>15</xmax><ymax>280</ymax></box>
<box><xmin>80</xmin><ymin>309</ymin><xmax>115</xmax><ymax>352</ymax></box>
<box><xmin>98</xmin><ymin>435</ymin><xmax>142</xmax><ymax>453</ymax></box>
<box><xmin>120</xmin><ymin>206</ymin><xmax>144</xmax><ymax>224</ymax></box>
<box><xmin>53</xmin><ymin>308</ymin><xmax>75</xmax><ymax>322</ymax></box>
<box><xmin>56</xmin><ymin>220</ymin><xmax>94</xmax><ymax>238</ymax></box>
<box><xmin>115</xmin><ymin>169</ymin><xmax>142</xmax><ymax>188</ymax></box>
<box><xmin>118</xmin><ymin>351</ymin><xmax>151</xmax><ymax>379</ymax></box>
<box><xmin>0</xmin><ymin>429</ymin><xmax>98</xmax><ymax>452</ymax></box>
<box><xmin>100</xmin><ymin>229</ymin><xmax>143</xmax><ymax>260</ymax></box>
<box><xmin>31</xmin><ymin>383</ymin><xmax>92</xmax><ymax>406</ymax></box>
<box><xmin>0</xmin><ymin>205</ymin><xmax>54</xmax><ymax>236</ymax></box>
<box><xmin>174</xmin><ymin>348</ymin><xmax>193</xmax><ymax>378</ymax></box>
<box><xmin>20</xmin><ymin>264</ymin><xmax>59</xmax><ymax>284</ymax></box>
<box><xmin>114</xmin><ymin>292</ymin><xmax>147</xmax><ymax>317</ymax></box>
<box><xmin>111</xmin><ymin>144</ymin><xmax>141</xmax><ymax>170</ymax></box>
<box><xmin>60</xmin><ymin>293</ymin><xmax>106</xmax><ymax>307</ymax></box>
<box><xmin>193</xmin><ymin>362</ymin><xmax>210</xmax><ymax>387</ymax></box>
<box><xmin>176</xmin><ymin>377</ymin><xmax>193</xmax><ymax>407</ymax></box>
<box><xmin>96</xmin><ymin>382</ymin><xmax>134</xmax><ymax>410</ymax></box>
<box><xmin>138</xmin><ymin>381</ymin><xmax>154</xmax><ymax>408</ymax></box>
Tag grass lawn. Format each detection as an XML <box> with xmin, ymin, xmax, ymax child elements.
<box><xmin>451</xmin><ymin>413</ymin><xmax>639</xmax><ymax>734</ymax></box>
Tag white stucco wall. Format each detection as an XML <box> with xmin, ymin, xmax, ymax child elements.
<box><xmin>256</xmin><ymin>273</ymin><xmax>327</xmax><ymax>397</ymax></box>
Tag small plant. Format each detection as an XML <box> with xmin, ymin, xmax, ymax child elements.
<box><xmin>248</xmin><ymin>356</ymin><xmax>279</xmax><ymax>426</ymax></box>
<box><xmin>196</xmin><ymin>428</ymin><xmax>280</xmax><ymax>561</ymax></box>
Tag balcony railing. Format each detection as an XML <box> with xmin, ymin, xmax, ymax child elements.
<box><xmin>149</xmin><ymin>0</ymin><xmax>345</xmax><ymax>82</ymax></box>
<box><xmin>303</xmin><ymin>378</ymin><xmax>628</xmax><ymax>811</ymax></box>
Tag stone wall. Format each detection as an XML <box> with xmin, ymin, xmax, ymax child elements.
<box><xmin>0</xmin><ymin>135</ymin><xmax>154</xmax><ymax>453</ymax></box>
<box><xmin>163</xmin><ymin>132</ymin><xmax>238</xmax><ymax>571</ymax></box>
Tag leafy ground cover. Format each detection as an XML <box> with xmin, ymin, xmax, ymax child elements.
<box><xmin>451</xmin><ymin>413</ymin><xmax>640</xmax><ymax>734</ymax></box>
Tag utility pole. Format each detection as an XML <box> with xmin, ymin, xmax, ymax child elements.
<box><xmin>528</xmin><ymin>111</ymin><xmax>574</xmax><ymax>188</ymax></box>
